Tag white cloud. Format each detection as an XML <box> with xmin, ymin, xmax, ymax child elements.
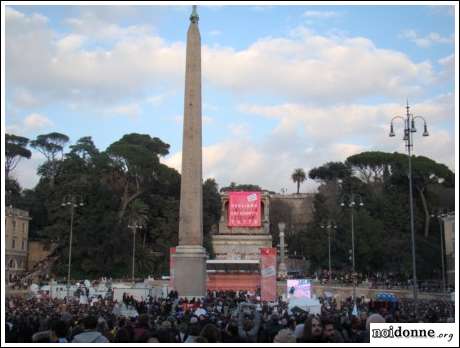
<box><xmin>6</xmin><ymin>8</ymin><xmax>185</xmax><ymax>107</ymax></box>
<box><xmin>65</xmin><ymin>12</ymin><xmax>154</xmax><ymax>42</ymax></box>
<box><xmin>56</xmin><ymin>34</ymin><xmax>86</xmax><ymax>52</ymax></box>
<box><xmin>163</xmin><ymin>135</ymin><xmax>369</xmax><ymax>193</ymax></box>
<box><xmin>203</xmin><ymin>27</ymin><xmax>436</xmax><ymax>103</ymax></box>
<box><xmin>7</xmin><ymin>113</ymin><xmax>54</xmax><ymax>135</ymax></box>
<box><xmin>106</xmin><ymin>103</ymin><xmax>141</xmax><ymax>119</ymax></box>
<box><xmin>6</xmin><ymin>8</ymin><xmax>444</xmax><ymax>111</ymax></box>
<box><xmin>437</xmin><ymin>54</ymin><xmax>454</xmax><ymax>82</ymax></box>
<box><xmin>24</xmin><ymin>113</ymin><xmax>53</xmax><ymax>129</ymax></box>
<box><xmin>162</xmin><ymin>90</ymin><xmax>454</xmax><ymax>192</ymax></box>
<box><xmin>12</xmin><ymin>88</ymin><xmax>42</xmax><ymax>108</ymax></box>
<box><xmin>400</xmin><ymin>29</ymin><xmax>453</xmax><ymax>48</ymax></box>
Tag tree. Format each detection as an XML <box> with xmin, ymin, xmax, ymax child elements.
<box><xmin>391</xmin><ymin>154</ymin><xmax>454</xmax><ymax>237</ymax></box>
<box><xmin>68</xmin><ymin>136</ymin><xmax>100</xmax><ymax>163</ymax></box>
<box><xmin>347</xmin><ymin>151</ymin><xmax>454</xmax><ymax>238</ymax></box>
<box><xmin>105</xmin><ymin>133</ymin><xmax>170</xmax><ymax>224</ymax></box>
<box><xmin>291</xmin><ymin>168</ymin><xmax>306</xmax><ymax>194</ymax></box>
<box><xmin>5</xmin><ymin>134</ymin><xmax>31</xmax><ymax>180</ymax></box>
<box><xmin>220</xmin><ymin>183</ymin><xmax>263</xmax><ymax>192</ymax></box>
<box><xmin>305</xmin><ymin>151</ymin><xmax>454</xmax><ymax>280</ymax></box>
<box><xmin>345</xmin><ymin>151</ymin><xmax>400</xmax><ymax>184</ymax></box>
<box><xmin>308</xmin><ymin>162</ymin><xmax>352</xmax><ymax>183</ymax></box>
<box><xmin>203</xmin><ymin>178</ymin><xmax>222</xmax><ymax>257</ymax></box>
<box><xmin>31</xmin><ymin>132</ymin><xmax>69</xmax><ymax>187</ymax></box>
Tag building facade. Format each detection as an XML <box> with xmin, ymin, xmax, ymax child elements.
<box><xmin>5</xmin><ymin>206</ymin><xmax>31</xmax><ymax>282</ymax></box>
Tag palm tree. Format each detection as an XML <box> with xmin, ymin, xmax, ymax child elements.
<box><xmin>291</xmin><ymin>168</ymin><xmax>306</xmax><ymax>194</ymax></box>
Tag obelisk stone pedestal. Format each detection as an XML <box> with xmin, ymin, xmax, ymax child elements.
<box><xmin>174</xmin><ymin>245</ymin><xmax>207</xmax><ymax>298</ymax></box>
<box><xmin>174</xmin><ymin>6</ymin><xmax>207</xmax><ymax>298</ymax></box>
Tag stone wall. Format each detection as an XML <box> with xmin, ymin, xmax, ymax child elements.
<box><xmin>275</xmin><ymin>281</ymin><xmax>446</xmax><ymax>300</ymax></box>
<box><xmin>212</xmin><ymin>234</ymin><xmax>272</xmax><ymax>260</ymax></box>
<box><xmin>269</xmin><ymin>193</ymin><xmax>314</xmax><ymax>237</ymax></box>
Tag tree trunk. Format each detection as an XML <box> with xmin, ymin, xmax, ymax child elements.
<box><xmin>117</xmin><ymin>185</ymin><xmax>143</xmax><ymax>224</ymax></box>
<box><xmin>418</xmin><ymin>187</ymin><xmax>430</xmax><ymax>238</ymax></box>
<box><xmin>297</xmin><ymin>181</ymin><xmax>300</xmax><ymax>194</ymax></box>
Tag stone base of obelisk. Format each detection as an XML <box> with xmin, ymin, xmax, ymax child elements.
<box><xmin>174</xmin><ymin>245</ymin><xmax>207</xmax><ymax>298</ymax></box>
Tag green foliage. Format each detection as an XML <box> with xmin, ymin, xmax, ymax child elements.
<box><xmin>15</xmin><ymin>133</ymin><xmax>221</xmax><ymax>279</ymax></box>
<box><xmin>31</xmin><ymin>132</ymin><xmax>70</xmax><ymax>187</ymax></box>
<box><xmin>291</xmin><ymin>168</ymin><xmax>306</xmax><ymax>194</ymax></box>
<box><xmin>305</xmin><ymin>151</ymin><xmax>454</xmax><ymax>281</ymax></box>
<box><xmin>203</xmin><ymin>178</ymin><xmax>222</xmax><ymax>257</ymax></box>
<box><xmin>30</xmin><ymin>132</ymin><xmax>69</xmax><ymax>160</ymax></box>
<box><xmin>308</xmin><ymin>162</ymin><xmax>351</xmax><ymax>183</ymax></box>
<box><xmin>220</xmin><ymin>183</ymin><xmax>263</xmax><ymax>192</ymax></box>
<box><xmin>5</xmin><ymin>134</ymin><xmax>31</xmax><ymax>179</ymax></box>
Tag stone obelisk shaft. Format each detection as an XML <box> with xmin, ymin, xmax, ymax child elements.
<box><xmin>174</xmin><ymin>7</ymin><xmax>206</xmax><ymax>298</ymax></box>
<box><xmin>179</xmin><ymin>16</ymin><xmax>202</xmax><ymax>246</ymax></box>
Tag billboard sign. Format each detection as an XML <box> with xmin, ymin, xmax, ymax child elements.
<box><xmin>228</xmin><ymin>191</ymin><xmax>261</xmax><ymax>227</ymax></box>
<box><xmin>260</xmin><ymin>247</ymin><xmax>277</xmax><ymax>301</ymax></box>
<box><xmin>287</xmin><ymin>279</ymin><xmax>312</xmax><ymax>300</ymax></box>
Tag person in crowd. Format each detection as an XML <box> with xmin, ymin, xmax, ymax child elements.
<box><xmin>321</xmin><ymin>317</ymin><xmax>344</xmax><ymax>343</ymax></box>
<box><xmin>199</xmin><ymin>323</ymin><xmax>222</xmax><ymax>343</ymax></box>
<box><xmin>72</xmin><ymin>315</ymin><xmax>109</xmax><ymax>343</ymax></box>
<box><xmin>237</xmin><ymin>302</ymin><xmax>261</xmax><ymax>343</ymax></box>
<box><xmin>297</xmin><ymin>315</ymin><xmax>323</xmax><ymax>343</ymax></box>
<box><xmin>50</xmin><ymin>319</ymin><xmax>69</xmax><ymax>343</ymax></box>
<box><xmin>184</xmin><ymin>317</ymin><xmax>201</xmax><ymax>343</ymax></box>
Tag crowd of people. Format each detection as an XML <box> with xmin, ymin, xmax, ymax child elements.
<box><xmin>314</xmin><ymin>270</ymin><xmax>449</xmax><ymax>292</ymax></box>
<box><xmin>5</xmin><ymin>289</ymin><xmax>455</xmax><ymax>343</ymax></box>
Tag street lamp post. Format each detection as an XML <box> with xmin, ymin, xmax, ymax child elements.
<box><xmin>61</xmin><ymin>194</ymin><xmax>84</xmax><ymax>299</ymax></box>
<box><xmin>278</xmin><ymin>222</ymin><xmax>288</xmax><ymax>280</ymax></box>
<box><xmin>340</xmin><ymin>193</ymin><xmax>364</xmax><ymax>308</ymax></box>
<box><xmin>389</xmin><ymin>101</ymin><xmax>429</xmax><ymax>307</ymax></box>
<box><xmin>128</xmin><ymin>223</ymin><xmax>143</xmax><ymax>285</ymax></box>
<box><xmin>431</xmin><ymin>210</ymin><xmax>448</xmax><ymax>296</ymax></box>
<box><xmin>320</xmin><ymin>221</ymin><xmax>337</xmax><ymax>283</ymax></box>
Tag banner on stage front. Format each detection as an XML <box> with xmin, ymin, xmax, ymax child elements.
<box><xmin>228</xmin><ymin>191</ymin><xmax>261</xmax><ymax>227</ymax></box>
<box><xmin>260</xmin><ymin>247</ymin><xmax>277</xmax><ymax>302</ymax></box>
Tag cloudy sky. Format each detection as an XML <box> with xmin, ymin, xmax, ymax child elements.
<box><xmin>3</xmin><ymin>3</ymin><xmax>457</xmax><ymax>193</ymax></box>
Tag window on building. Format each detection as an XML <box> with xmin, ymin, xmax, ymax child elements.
<box><xmin>23</xmin><ymin>222</ymin><xmax>26</xmax><ymax>233</ymax></box>
<box><xmin>12</xmin><ymin>239</ymin><xmax>16</xmax><ymax>249</ymax></box>
<box><xmin>12</xmin><ymin>220</ymin><xmax>16</xmax><ymax>232</ymax></box>
<box><xmin>22</xmin><ymin>239</ymin><xmax>26</xmax><ymax>250</ymax></box>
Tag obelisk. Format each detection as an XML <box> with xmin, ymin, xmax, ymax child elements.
<box><xmin>174</xmin><ymin>5</ymin><xmax>207</xmax><ymax>297</ymax></box>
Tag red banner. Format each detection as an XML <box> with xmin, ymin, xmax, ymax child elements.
<box><xmin>228</xmin><ymin>192</ymin><xmax>261</xmax><ymax>227</ymax></box>
<box><xmin>260</xmin><ymin>247</ymin><xmax>277</xmax><ymax>301</ymax></box>
<box><xmin>169</xmin><ymin>247</ymin><xmax>176</xmax><ymax>290</ymax></box>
